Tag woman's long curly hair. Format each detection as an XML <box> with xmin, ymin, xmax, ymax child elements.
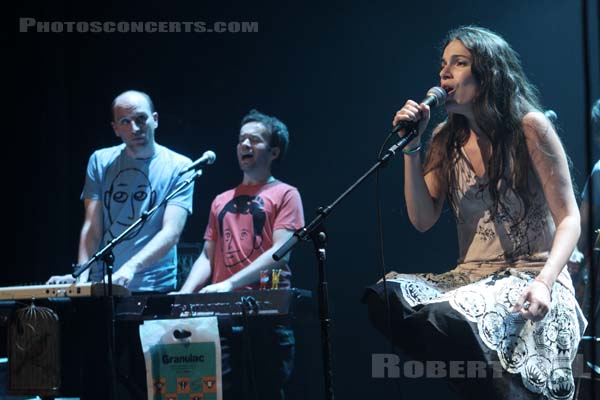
<box><xmin>424</xmin><ymin>26</ymin><xmax>543</xmax><ymax>217</ymax></box>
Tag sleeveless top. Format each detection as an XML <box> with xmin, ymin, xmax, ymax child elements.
<box><xmin>447</xmin><ymin>148</ymin><xmax>575</xmax><ymax>288</ymax></box>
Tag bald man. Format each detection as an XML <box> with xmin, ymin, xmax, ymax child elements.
<box><xmin>48</xmin><ymin>90</ymin><xmax>194</xmax><ymax>292</ymax></box>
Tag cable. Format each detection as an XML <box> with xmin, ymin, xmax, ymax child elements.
<box><xmin>240</xmin><ymin>298</ymin><xmax>259</xmax><ymax>400</ymax></box>
<box><xmin>374</xmin><ymin>130</ymin><xmax>410</xmax><ymax>399</ymax></box>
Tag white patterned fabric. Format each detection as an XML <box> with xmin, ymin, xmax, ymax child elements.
<box><xmin>387</xmin><ymin>268</ymin><xmax>586</xmax><ymax>400</ymax></box>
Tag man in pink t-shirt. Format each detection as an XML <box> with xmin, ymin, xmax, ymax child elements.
<box><xmin>179</xmin><ymin>109</ymin><xmax>304</xmax><ymax>293</ymax></box>
<box><xmin>178</xmin><ymin>109</ymin><xmax>304</xmax><ymax>400</ymax></box>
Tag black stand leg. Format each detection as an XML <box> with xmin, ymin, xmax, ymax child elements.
<box><xmin>100</xmin><ymin>252</ymin><xmax>117</xmax><ymax>400</ymax></box>
<box><xmin>272</xmin><ymin>131</ymin><xmax>423</xmax><ymax>400</ymax></box>
<box><xmin>311</xmin><ymin>226</ymin><xmax>334</xmax><ymax>400</ymax></box>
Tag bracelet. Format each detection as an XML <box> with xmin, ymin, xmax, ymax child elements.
<box><xmin>534</xmin><ymin>276</ymin><xmax>552</xmax><ymax>294</ymax></box>
<box><xmin>402</xmin><ymin>145</ymin><xmax>422</xmax><ymax>155</ymax></box>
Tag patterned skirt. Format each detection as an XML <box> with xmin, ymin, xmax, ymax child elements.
<box><xmin>362</xmin><ymin>267</ymin><xmax>587</xmax><ymax>400</ymax></box>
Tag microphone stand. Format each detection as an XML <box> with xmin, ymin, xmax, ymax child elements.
<box><xmin>273</xmin><ymin>126</ymin><xmax>419</xmax><ymax>400</ymax></box>
<box><xmin>71</xmin><ymin>169</ymin><xmax>203</xmax><ymax>399</ymax></box>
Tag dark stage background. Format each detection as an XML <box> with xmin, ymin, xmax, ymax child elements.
<box><xmin>11</xmin><ymin>0</ymin><xmax>600</xmax><ymax>399</ymax></box>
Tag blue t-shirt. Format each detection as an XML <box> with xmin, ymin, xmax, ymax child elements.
<box><xmin>81</xmin><ymin>143</ymin><xmax>194</xmax><ymax>292</ymax></box>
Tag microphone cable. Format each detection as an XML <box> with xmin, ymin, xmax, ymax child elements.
<box><xmin>240</xmin><ymin>297</ymin><xmax>260</xmax><ymax>400</ymax></box>
<box><xmin>375</xmin><ymin>130</ymin><xmax>395</xmax><ymax>342</ymax></box>
<box><xmin>373</xmin><ymin>128</ymin><xmax>418</xmax><ymax>400</ymax></box>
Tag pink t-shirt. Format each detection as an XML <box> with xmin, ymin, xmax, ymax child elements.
<box><xmin>204</xmin><ymin>180</ymin><xmax>304</xmax><ymax>290</ymax></box>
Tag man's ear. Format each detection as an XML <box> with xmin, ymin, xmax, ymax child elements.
<box><xmin>270</xmin><ymin>147</ymin><xmax>280</xmax><ymax>161</ymax></box>
<box><xmin>152</xmin><ymin>112</ymin><xmax>159</xmax><ymax>129</ymax></box>
<box><xmin>111</xmin><ymin>121</ymin><xmax>119</xmax><ymax>137</ymax></box>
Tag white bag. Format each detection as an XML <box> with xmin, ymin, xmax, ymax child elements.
<box><xmin>139</xmin><ymin>317</ymin><xmax>222</xmax><ymax>400</ymax></box>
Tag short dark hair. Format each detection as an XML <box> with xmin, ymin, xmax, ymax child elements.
<box><xmin>241</xmin><ymin>109</ymin><xmax>289</xmax><ymax>162</ymax></box>
<box><xmin>111</xmin><ymin>90</ymin><xmax>155</xmax><ymax>121</ymax></box>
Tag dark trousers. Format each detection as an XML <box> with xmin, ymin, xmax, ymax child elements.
<box><xmin>220</xmin><ymin>318</ymin><xmax>295</xmax><ymax>400</ymax></box>
<box><xmin>362</xmin><ymin>284</ymin><xmax>544</xmax><ymax>400</ymax></box>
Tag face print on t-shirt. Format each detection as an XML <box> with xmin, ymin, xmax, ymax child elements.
<box><xmin>104</xmin><ymin>168</ymin><xmax>156</xmax><ymax>240</ymax></box>
<box><xmin>217</xmin><ymin>195</ymin><xmax>266</xmax><ymax>267</ymax></box>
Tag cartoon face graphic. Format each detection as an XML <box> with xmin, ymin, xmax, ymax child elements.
<box><xmin>454</xmin><ymin>290</ymin><xmax>486</xmax><ymax>319</ymax></box>
<box><xmin>152</xmin><ymin>378</ymin><xmax>166</xmax><ymax>395</ymax></box>
<box><xmin>104</xmin><ymin>168</ymin><xmax>156</xmax><ymax>239</ymax></box>
<box><xmin>502</xmin><ymin>280</ymin><xmax>528</xmax><ymax>308</ymax></box>
<box><xmin>218</xmin><ymin>195</ymin><xmax>266</xmax><ymax>267</ymax></box>
<box><xmin>524</xmin><ymin>355</ymin><xmax>551</xmax><ymax>392</ymax></box>
<box><xmin>548</xmin><ymin>368</ymin><xmax>574</xmax><ymax>399</ymax></box>
<box><xmin>499</xmin><ymin>334</ymin><xmax>528</xmax><ymax>372</ymax></box>
<box><xmin>202</xmin><ymin>376</ymin><xmax>217</xmax><ymax>393</ymax></box>
<box><xmin>176</xmin><ymin>377</ymin><xmax>190</xmax><ymax>393</ymax></box>
<box><xmin>401</xmin><ymin>281</ymin><xmax>440</xmax><ymax>306</ymax></box>
<box><xmin>480</xmin><ymin>310</ymin><xmax>506</xmax><ymax>347</ymax></box>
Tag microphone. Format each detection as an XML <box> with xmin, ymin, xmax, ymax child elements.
<box><xmin>392</xmin><ymin>86</ymin><xmax>447</xmax><ymax>134</ymax></box>
<box><xmin>178</xmin><ymin>150</ymin><xmax>216</xmax><ymax>176</ymax></box>
<box><xmin>544</xmin><ymin>109</ymin><xmax>558</xmax><ymax>124</ymax></box>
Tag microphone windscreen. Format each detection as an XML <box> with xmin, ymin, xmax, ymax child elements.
<box><xmin>426</xmin><ymin>86</ymin><xmax>447</xmax><ymax>107</ymax></box>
